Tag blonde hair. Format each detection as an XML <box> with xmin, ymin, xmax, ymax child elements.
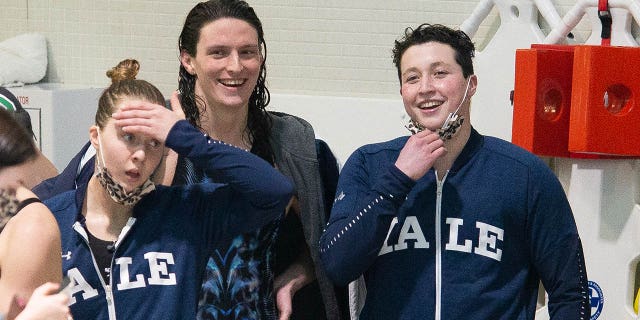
<box><xmin>95</xmin><ymin>59</ymin><xmax>165</xmax><ymax>128</ymax></box>
<box><xmin>106</xmin><ymin>59</ymin><xmax>140</xmax><ymax>83</ymax></box>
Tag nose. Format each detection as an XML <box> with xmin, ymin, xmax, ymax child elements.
<box><xmin>226</xmin><ymin>51</ymin><xmax>242</xmax><ymax>73</ymax></box>
<box><xmin>131</xmin><ymin>146</ymin><xmax>146</xmax><ymax>163</ymax></box>
<box><xmin>418</xmin><ymin>77</ymin><xmax>434</xmax><ymax>94</ymax></box>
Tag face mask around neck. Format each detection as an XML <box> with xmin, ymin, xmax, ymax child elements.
<box><xmin>95</xmin><ymin>129</ymin><xmax>155</xmax><ymax>206</ymax></box>
<box><xmin>0</xmin><ymin>189</ymin><xmax>19</xmax><ymax>231</ymax></box>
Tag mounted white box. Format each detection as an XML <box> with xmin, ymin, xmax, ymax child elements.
<box><xmin>7</xmin><ymin>83</ymin><xmax>103</xmax><ymax>171</ymax></box>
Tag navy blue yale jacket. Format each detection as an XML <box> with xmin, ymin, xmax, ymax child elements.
<box><xmin>320</xmin><ymin>128</ymin><xmax>589</xmax><ymax>320</ymax></box>
<box><xmin>46</xmin><ymin>120</ymin><xmax>293</xmax><ymax>320</ymax></box>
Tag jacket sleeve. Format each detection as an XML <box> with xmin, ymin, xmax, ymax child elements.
<box><xmin>319</xmin><ymin>148</ymin><xmax>414</xmax><ymax>285</ymax></box>
<box><xmin>165</xmin><ymin>120</ymin><xmax>294</xmax><ymax>229</ymax></box>
<box><xmin>527</xmin><ymin>166</ymin><xmax>590</xmax><ymax>319</ymax></box>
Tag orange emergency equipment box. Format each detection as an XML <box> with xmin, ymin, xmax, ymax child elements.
<box><xmin>512</xmin><ymin>44</ymin><xmax>575</xmax><ymax>157</ymax></box>
<box><xmin>568</xmin><ymin>45</ymin><xmax>640</xmax><ymax>156</ymax></box>
<box><xmin>512</xmin><ymin>44</ymin><xmax>640</xmax><ymax>157</ymax></box>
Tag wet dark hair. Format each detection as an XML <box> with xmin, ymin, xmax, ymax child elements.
<box><xmin>392</xmin><ymin>23</ymin><xmax>475</xmax><ymax>84</ymax></box>
<box><xmin>178</xmin><ymin>0</ymin><xmax>274</xmax><ymax>164</ymax></box>
<box><xmin>96</xmin><ymin>59</ymin><xmax>166</xmax><ymax>128</ymax></box>
<box><xmin>0</xmin><ymin>107</ymin><xmax>37</xmax><ymax>169</ymax></box>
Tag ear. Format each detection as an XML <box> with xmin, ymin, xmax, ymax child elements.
<box><xmin>468</xmin><ymin>74</ymin><xmax>478</xmax><ymax>98</ymax></box>
<box><xmin>89</xmin><ymin>125</ymin><xmax>100</xmax><ymax>150</ymax></box>
<box><xmin>180</xmin><ymin>50</ymin><xmax>196</xmax><ymax>75</ymax></box>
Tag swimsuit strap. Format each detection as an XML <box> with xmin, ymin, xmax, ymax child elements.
<box><xmin>16</xmin><ymin>197</ymin><xmax>42</xmax><ymax>212</ymax></box>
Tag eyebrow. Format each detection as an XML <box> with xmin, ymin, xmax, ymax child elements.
<box><xmin>424</xmin><ymin>61</ymin><xmax>450</xmax><ymax>70</ymax></box>
<box><xmin>204</xmin><ymin>43</ymin><xmax>260</xmax><ymax>50</ymax></box>
<box><xmin>402</xmin><ymin>61</ymin><xmax>452</xmax><ymax>76</ymax></box>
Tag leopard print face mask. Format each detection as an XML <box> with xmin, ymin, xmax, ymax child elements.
<box><xmin>96</xmin><ymin>130</ymin><xmax>155</xmax><ymax>206</ymax></box>
<box><xmin>405</xmin><ymin>118</ymin><xmax>425</xmax><ymax>135</ymax></box>
<box><xmin>0</xmin><ymin>189</ymin><xmax>19</xmax><ymax>232</ymax></box>
<box><xmin>437</xmin><ymin>114</ymin><xmax>465</xmax><ymax>140</ymax></box>
<box><xmin>404</xmin><ymin>117</ymin><xmax>464</xmax><ymax>140</ymax></box>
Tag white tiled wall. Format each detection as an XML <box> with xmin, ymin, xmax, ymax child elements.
<box><xmin>2</xmin><ymin>0</ymin><xmax>627</xmax><ymax>99</ymax></box>
<box><xmin>3</xmin><ymin>4</ymin><xmax>640</xmax><ymax>316</ymax></box>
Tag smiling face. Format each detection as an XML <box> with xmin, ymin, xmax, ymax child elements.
<box><xmin>400</xmin><ymin>41</ymin><xmax>476</xmax><ymax>132</ymax></box>
<box><xmin>90</xmin><ymin>99</ymin><xmax>164</xmax><ymax>193</ymax></box>
<box><xmin>181</xmin><ymin>18</ymin><xmax>262</xmax><ymax>111</ymax></box>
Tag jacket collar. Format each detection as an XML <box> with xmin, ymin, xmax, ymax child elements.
<box><xmin>449</xmin><ymin>126</ymin><xmax>484</xmax><ymax>174</ymax></box>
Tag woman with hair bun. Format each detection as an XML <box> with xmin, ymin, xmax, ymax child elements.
<box><xmin>43</xmin><ymin>59</ymin><xmax>293</xmax><ymax>319</ymax></box>
<box><xmin>0</xmin><ymin>107</ymin><xmax>70</xmax><ymax>320</ymax></box>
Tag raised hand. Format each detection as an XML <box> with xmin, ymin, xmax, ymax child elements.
<box><xmin>112</xmin><ymin>95</ymin><xmax>185</xmax><ymax>143</ymax></box>
<box><xmin>395</xmin><ymin>129</ymin><xmax>446</xmax><ymax>181</ymax></box>
<box><xmin>13</xmin><ymin>282</ymin><xmax>71</xmax><ymax>320</ymax></box>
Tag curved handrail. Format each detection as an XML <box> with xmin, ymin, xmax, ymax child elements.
<box><xmin>544</xmin><ymin>0</ymin><xmax>640</xmax><ymax>44</ymax></box>
<box><xmin>460</xmin><ymin>0</ymin><xmax>563</xmax><ymax>38</ymax></box>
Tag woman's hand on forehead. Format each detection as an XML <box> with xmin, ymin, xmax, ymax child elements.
<box><xmin>112</xmin><ymin>99</ymin><xmax>183</xmax><ymax>143</ymax></box>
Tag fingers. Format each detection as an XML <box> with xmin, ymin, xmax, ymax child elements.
<box><xmin>16</xmin><ymin>283</ymin><xmax>71</xmax><ymax>320</ymax></box>
<box><xmin>395</xmin><ymin>131</ymin><xmax>447</xmax><ymax>180</ymax></box>
<box><xmin>113</xmin><ymin>116</ymin><xmax>157</xmax><ymax>137</ymax></box>
<box><xmin>32</xmin><ymin>282</ymin><xmax>61</xmax><ymax>296</ymax></box>
<box><xmin>405</xmin><ymin>132</ymin><xmax>445</xmax><ymax>157</ymax></box>
<box><xmin>430</xmin><ymin>144</ymin><xmax>447</xmax><ymax>160</ymax></box>
<box><xmin>279</xmin><ymin>312</ymin><xmax>291</xmax><ymax>320</ymax></box>
<box><xmin>56</xmin><ymin>292</ymin><xmax>71</xmax><ymax>305</ymax></box>
<box><xmin>117</xmin><ymin>100</ymin><xmax>161</xmax><ymax>112</ymax></box>
<box><xmin>112</xmin><ymin>100</ymin><xmax>180</xmax><ymax>140</ymax></box>
<box><xmin>411</xmin><ymin>129</ymin><xmax>443</xmax><ymax>144</ymax></box>
<box><xmin>277</xmin><ymin>303</ymin><xmax>292</xmax><ymax>320</ymax></box>
<box><xmin>31</xmin><ymin>283</ymin><xmax>70</xmax><ymax>304</ymax></box>
<box><xmin>112</xmin><ymin>102</ymin><xmax>161</xmax><ymax>121</ymax></box>
<box><xmin>276</xmin><ymin>287</ymin><xmax>293</xmax><ymax>320</ymax></box>
<box><xmin>113</xmin><ymin>116</ymin><xmax>155</xmax><ymax>130</ymax></box>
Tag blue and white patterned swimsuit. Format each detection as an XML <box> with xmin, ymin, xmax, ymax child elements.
<box><xmin>174</xmin><ymin>157</ymin><xmax>281</xmax><ymax>320</ymax></box>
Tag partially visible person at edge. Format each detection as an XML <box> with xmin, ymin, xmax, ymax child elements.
<box><xmin>43</xmin><ymin>59</ymin><xmax>293</xmax><ymax>319</ymax></box>
<box><xmin>0</xmin><ymin>107</ymin><xmax>70</xmax><ymax>320</ymax></box>
<box><xmin>319</xmin><ymin>23</ymin><xmax>590</xmax><ymax>319</ymax></box>
<box><xmin>170</xmin><ymin>1</ymin><xmax>346</xmax><ymax>319</ymax></box>
<box><xmin>0</xmin><ymin>87</ymin><xmax>58</xmax><ymax>188</ymax></box>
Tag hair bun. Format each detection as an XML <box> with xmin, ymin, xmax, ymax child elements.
<box><xmin>106</xmin><ymin>59</ymin><xmax>140</xmax><ymax>83</ymax></box>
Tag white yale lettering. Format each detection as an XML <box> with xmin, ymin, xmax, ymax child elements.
<box><xmin>67</xmin><ymin>252</ymin><xmax>177</xmax><ymax>304</ymax></box>
<box><xmin>117</xmin><ymin>252</ymin><xmax>177</xmax><ymax>290</ymax></box>
<box><xmin>378</xmin><ymin>216</ymin><xmax>504</xmax><ymax>261</ymax></box>
<box><xmin>379</xmin><ymin>217</ymin><xmax>429</xmax><ymax>255</ymax></box>
<box><xmin>67</xmin><ymin>267</ymin><xmax>99</xmax><ymax>305</ymax></box>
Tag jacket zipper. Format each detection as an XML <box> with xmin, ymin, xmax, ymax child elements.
<box><xmin>435</xmin><ymin>171</ymin><xmax>448</xmax><ymax>320</ymax></box>
<box><xmin>73</xmin><ymin>217</ymin><xmax>137</xmax><ymax>320</ymax></box>
<box><xmin>73</xmin><ymin>222</ymin><xmax>116</xmax><ymax>319</ymax></box>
